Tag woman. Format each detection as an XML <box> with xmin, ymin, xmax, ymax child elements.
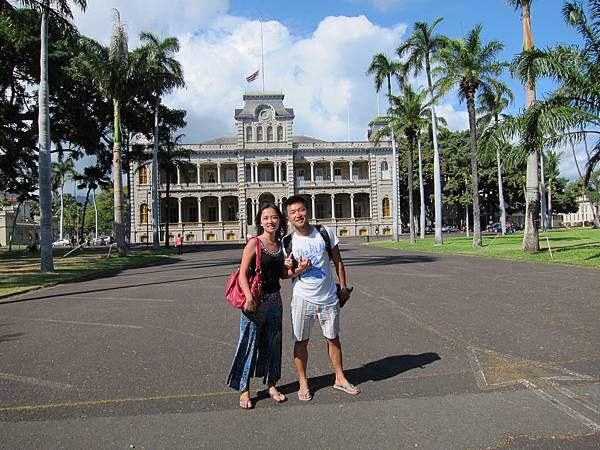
<box><xmin>226</xmin><ymin>202</ymin><xmax>309</xmax><ymax>409</ymax></box>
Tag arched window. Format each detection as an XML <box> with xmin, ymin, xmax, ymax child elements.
<box><xmin>277</xmin><ymin>126</ymin><xmax>284</xmax><ymax>141</ymax></box>
<box><xmin>246</xmin><ymin>126</ymin><xmax>252</xmax><ymax>142</ymax></box>
<box><xmin>382</xmin><ymin>197</ymin><xmax>391</xmax><ymax>217</ymax></box>
<box><xmin>256</xmin><ymin>126</ymin><xmax>264</xmax><ymax>141</ymax></box>
<box><xmin>267</xmin><ymin>126</ymin><xmax>273</xmax><ymax>142</ymax></box>
<box><xmin>140</xmin><ymin>204</ymin><xmax>149</xmax><ymax>224</ymax></box>
<box><xmin>380</xmin><ymin>161</ymin><xmax>389</xmax><ymax>179</ymax></box>
<box><xmin>139</xmin><ymin>165</ymin><xmax>149</xmax><ymax>184</ymax></box>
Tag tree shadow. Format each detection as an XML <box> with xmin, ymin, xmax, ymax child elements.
<box><xmin>0</xmin><ymin>333</ymin><xmax>23</xmax><ymax>343</ymax></box>
<box><xmin>255</xmin><ymin>352</ymin><xmax>440</xmax><ymax>402</ymax></box>
<box><xmin>342</xmin><ymin>254</ymin><xmax>436</xmax><ymax>267</ymax></box>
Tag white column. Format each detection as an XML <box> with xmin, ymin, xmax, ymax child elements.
<box><xmin>331</xmin><ymin>194</ymin><xmax>336</xmax><ymax>219</ymax></box>
<box><xmin>218</xmin><ymin>197</ymin><xmax>222</xmax><ymax>222</ymax></box>
<box><xmin>350</xmin><ymin>194</ymin><xmax>355</xmax><ymax>219</ymax></box>
<box><xmin>349</xmin><ymin>161</ymin><xmax>354</xmax><ymax>181</ymax></box>
<box><xmin>369</xmin><ymin>194</ymin><xmax>373</xmax><ymax>218</ymax></box>
<box><xmin>249</xmin><ymin>163</ymin><xmax>254</xmax><ymax>183</ymax></box>
<box><xmin>178</xmin><ymin>198</ymin><xmax>182</xmax><ymax>224</ymax></box>
<box><xmin>176</xmin><ymin>167</ymin><xmax>181</xmax><ymax>185</ymax></box>
<box><xmin>278</xmin><ymin>162</ymin><xmax>282</xmax><ymax>182</ymax></box>
<box><xmin>311</xmin><ymin>195</ymin><xmax>316</xmax><ymax>220</ymax></box>
<box><xmin>254</xmin><ymin>163</ymin><xmax>259</xmax><ymax>183</ymax></box>
<box><xmin>310</xmin><ymin>162</ymin><xmax>315</xmax><ymax>182</ymax></box>
<box><xmin>272</xmin><ymin>162</ymin><xmax>277</xmax><ymax>182</ymax></box>
<box><xmin>330</xmin><ymin>161</ymin><xmax>334</xmax><ymax>181</ymax></box>
<box><xmin>217</xmin><ymin>163</ymin><xmax>221</xmax><ymax>184</ymax></box>
<box><xmin>197</xmin><ymin>197</ymin><xmax>202</xmax><ymax>223</ymax></box>
<box><xmin>252</xmin><ymin>200</ymin><xmax>257</xmax><ymax>222</ymax></box>
<box><xmin>196</xmin><ymin>164</ymin><xmax>201</xmax><ymax>185</ymax></box>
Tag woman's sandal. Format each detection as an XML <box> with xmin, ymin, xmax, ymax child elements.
<box><xmin>239</xmin><ymin>397</ymin><xmax>253</xmax><ymax>409</ymax></box>
<box><xmin>269</xmin><ymin>391</ymin><xmax>287</xmax><ymax>403</ymax></box>
<box><xmin>333</xmin><ymin>383</ymin><xmax>360</xmax><ymax>395</ymax></box>
<box><xmin>297</xmin><ymin>388</ymin><xmax>312</xmax><ymax>401</ymax></box>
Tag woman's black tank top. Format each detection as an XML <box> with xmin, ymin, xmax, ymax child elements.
<box><xmin>250</xmin><ymin>241</ymin><xmax>284</xmax><ymax>294</ymax></box>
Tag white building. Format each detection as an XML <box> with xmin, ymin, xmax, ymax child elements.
<box><xmin>130</xmin><ymin>92</ymin><xmax>397</xmax><ymax>243</ymax></box>
<box><xmin>560</xmin><ymin>195</ymin><xmax>599</xmax><ymax>227</ymax></box>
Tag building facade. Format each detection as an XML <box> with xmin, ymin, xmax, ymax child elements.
<box><xmin>130</xmin><ymin>92</ymin><xmax>397</xmax><ymax>243</ymax></box>
<box><xmin>560</xmin><ymin>195</ymin><xmax>599</xmax><ymax>227</ymax></box>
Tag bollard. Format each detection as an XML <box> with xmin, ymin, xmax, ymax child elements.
<box><xmin>364</xmin><ymin>235</ymin><xmax>370</xmax><ymax>243</ymax></box>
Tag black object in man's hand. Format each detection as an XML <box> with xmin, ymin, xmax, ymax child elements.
<box><xmin>336</xmin><ymin>284</ymin><xmax>354</xmax><ymax>308</ymax></box>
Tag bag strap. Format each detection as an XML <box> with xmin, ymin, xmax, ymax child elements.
<box><xmin>314</xmin><ymin>224</ymin><xmax>333</xmax><ymax>260</ymax></box>
<box><xmin>254</xmin><ymin>236</ymin><xmax>262</xmax><ymax>272</ymax></box>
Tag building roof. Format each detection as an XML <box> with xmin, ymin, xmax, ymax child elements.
<box><xmin>200</xmin><ymin>135</ymin><xmax>237</xmax><ymax>145</ymax></box>
<box><xmin>234</xmin><ymin>92</ymin><xmax>295</xmax><ymax>121</ymax></box>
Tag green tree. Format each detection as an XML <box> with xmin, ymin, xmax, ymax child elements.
<box><xmin>51</xmin><ymin>154</ymin><xmax>74</xmax><ymax>240</ymax></box>
<box><xmin>397</xmin><ymin>18</ymin><xmax>448</xmax><ymax>245</ymax></box>
<box><xmin>74</xmin><ymin>165</ymin><xmax>110</xmax><ymax>243</ymax></box>
<box><xmin>137</xmin><ymin>32</ymin><xmax>185</xmax><ymax>249</ymax></box>
<box><xmin>6</xmin><ymin>0</ymin><xmax>87</xmax><ymax>270</ymax></box>
<box><xmin>366</xmin><ymin>53</ymin><xmax>402</xmax><ymax>241</ymax></box>
<box><xmin>436</xmin><ymin>26</ymin><xmax>507</xmax><ymax>248</ymax></box>
<box><xmin>477</xmin><ymin>84</ymin><xmax>514</xmax><ymax>234</ymax></box>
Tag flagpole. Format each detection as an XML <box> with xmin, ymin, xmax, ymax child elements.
<box><xmin>260</xmin><ymin>20</ymin><xmax>265</xmax><ymax>92</ymax></box>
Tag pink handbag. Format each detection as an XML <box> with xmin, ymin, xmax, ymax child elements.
<box><xmin>225</xmin><ymin>237</ymin><xmax>263</xmax><ymax>309</ymax></box>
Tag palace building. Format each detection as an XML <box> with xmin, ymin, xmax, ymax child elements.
<box><xmin>129</xmin><ymin>92</ymin><xmax>397</xmax><ymax>243</ymax></box>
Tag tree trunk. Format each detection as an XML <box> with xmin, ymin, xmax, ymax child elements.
<box><xmin>93</xmin><ymin>188</ymin><xmax>98</xmax><ymax>240</ymax></box>
<box><xmin>466</xmin><ymin>93</ymin><xmax>481</xmax><ymax>248</ymax></box>
<box><xmin>494</xmin><ymin>115</ymin><xmax>506</xmax><ymax>236</ymax></box>
<box><xmin>425</xmin><ymin>56</ymin><xmax>443</xmax><ymax>245</ymax></box>
<box><xmin>547</xmin><ymin>181</ymin><xmax>553</xmax><ymax>229</ymax></box>
<box><xmin>152</xmin><ymin>96</ymin><xmax>161</xmax><ymax>248</ymax></box>
<box><xmin>388</xmin><ymin>76</ymin><xmax>400</xmax><ymax>241</ymax></box>
<box><xmin>522</xmin><ymin>1</ymin><xmax>540</xmax><ymax>252</ymax></box>
<box><xmin>80</xmin><ymin>188</ymin><xmax>91</xmax><ymax>244</ymax></box>
<box><xmin>164</xmin><ymin>164</ymin><xmax>171</xmax><ymax>248</ymax></box>
<box><xmin>418</xmin><ymin>137</ymin><xmax>426</xmax><ymax>239</ymax></box>
<box><xmin>112</xmin><ymin>99</ymin><xmax>126</xmax><ymax>256</ymax></box>
<box><xmin>465</xmin><ymin>204</ymin><xmax>470</xmax><ymax>237</ymax></box>
<box><xmin>59</xmin><ymin>183</ymin><xmax>64</xmax><ymax>240</ymax></box>
<box><xmin>540</xmin><ymin>152</ymin><xmax>548</xmax><ymax>231</ymax></box>
<box><xmin>38</xmin><ymin>1</ymin><xmax>54</xmax><ymax>272</ymax></box>
<box><xmin>8</xmin><ymin>201</ymin><xmax>23</xmax><ymax>252</ymax></box>
<box><xmin>407</xmin><ymin>135</ymin><xmax>416</xmax><ymax>244</ymax></box>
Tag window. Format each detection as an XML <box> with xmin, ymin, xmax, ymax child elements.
<box><xmin>227</xmin><ymin>205</ymin><xmax>236</xmax><ymax>221</ymax></box>
<box><xmin>208</xmin><ymin>206</ymin><xmax>217</xmax><ymax>222</ymax></box>
<box><xmin>257</xmin><ymin>126</ymin><xmax>264</xmax><ymax>141</ymax></box>
<box><xmin>140</xmin><ymin>204</ymin><xmax>148</xmax><ymax>224</ymax></box>
<box><xmin>315</xmin><ymin>167</ymin><xmax>324</xmax><ymax>182</ymax></box>
<box><xmin>259</xmin><ymin>168</ymin><xmax>272</xmax><ymax>182</ymax></box>
<box><xmin>277</xmin><ymin>126</ymin><xmax>284</xmax><ymax>141</ymax></box>
<box><xmin>168</xmin><ymin>203</ymin><xmax>178</xmax><ymax>223</ymax></box>
<box><xmin>316</xmin><ymin>203</ymin><xmax>324</xmax><ymax>218</ymax></box>
<box><xmin>245</xmin><ymin>165</ymin><xmax>251</xmax><ymax>182</ymax></box>
<box><xmin>267</xmin><ymin>126</ymin><xmax>273</xmax><ymax>142</ymax></box>
<box><xmin>382</xmin><ymin>198</ymin><xmax>391</xmax><ymax>217</ymax></box>
<box><xmin>139</xmin><ymin>166</ymin><xmax>149</xmax><ymax>184</ymax></box>
<box><xmin>335</xmin><ymin>203</ymin><xmax>343</xmax><ymax>218</ymax></box>
<box><xmin>352</xmin><ymin>167</ymin><xmax>359</xmax><ymax>180</ymax></box>
<box><xmin>225</xmin><ymin>169</ymin><xmax>236</xmax><ymax>183</ymax></box>
<box><xmin>246</xmin><ymin>126</ymin><xmax>252</xmax><ymax>142</ymax></box>
<box><xmin>334</xmin><ymin>167</ymin><xmax>342</xmax><ymax>181</ymax></box>
<box><xmin>296</xmin><ymin>168</ymin><xmax>305</xmax><ymax>182</ymax></box>
<box><xmin>381</xmin><ymin>161</ymin><xmax>389</xmax><ymax>179</ymax></box>
<box><xmin>207</xmin><ymin>170</ymin><xmax>216</xmax><ymax>183</ymax></box>
<box><xmin>189</xmin><ymin>207</ymin><xmax>198</xmax><ymax>223</ymax></box>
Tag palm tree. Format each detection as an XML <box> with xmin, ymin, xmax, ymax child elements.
<box><xmin>7</xmin><ymin>0</ymin><xmax>87</xmax><ymax>270</ymax></box>
<box><xmin>367</xmin><ymin>53</ymin><xmax>403</xmax><ymax>241</ymax></box>
<box><xmin>544</xmin><ymin>149</ymin><xmax>561</xmax><ymax>228</ymax></box>
<box><xmin>477</xmin><ymin>85</ymin><xmax>514</xmax><ymax>235</ymax></box>
<box><xmin>137</xmin><ymin>32</ymin><xmax>185</xmax><ymax>249</ymax></box>
<box><xmin>397</xmin><ymin>18</ymin><xmax>448</xmax><ymax>245</ymax></box>
<box><xmin>51</xmin><ymin>155</ymin><xmax>75</xmax><ymax>241</ymax></box>
<box><xmin>436</xmin><ymin>26</ymin><xmax>507</xmax><ymax>248</ymax></box>
<box><xmin>76</xmin><ymin>10</ymin><xmax>131</xmax><ymax>256</ymax></box>
<box><xmin>507</xmin><ymin>0</ymin><xmax>540</xmax><ymax>251</ymax></box>
<box><xmin>74</xmin><ymin>165</ymin><xmax>110</xmax><ymax>244</ymax></box>
<box><xmin>388</xmin><ymin>84</ymin><xmax>432</xmax><ymax>244</ymax></box>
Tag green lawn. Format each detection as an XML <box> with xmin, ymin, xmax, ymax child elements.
<box><xmin>0</xmin><ymin>247</ymin><xmax>173</xmax><ymax>298</ymax></box>
<box><xmin>370</xmin><ymin>228</ymin><xmax>600</xmax><ymax>268</ymax></box>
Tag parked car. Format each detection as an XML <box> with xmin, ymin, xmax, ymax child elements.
<box><xmin>487</xmin><ymin>222</ymin><xmax>515</xmax><ymax>234</ymax></box>
<box><xmin>52</xmin><ymin>239</ymin><xmax>70</xmax><ymax>248</ymax></box>
<box><xmin>93</xmin><ymin>235</ymin><xmax>111</xmax><ymax>245</ymax></box>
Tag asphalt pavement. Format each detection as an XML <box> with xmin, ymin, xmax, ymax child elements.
<box><xmin>0</xmin><ymin>239</ymin><xmax>599</xmax><ymax>449</ymax></box>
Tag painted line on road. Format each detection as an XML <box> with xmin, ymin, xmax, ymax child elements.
<box><xmin>0</xmin><ymin>372</ymin><xmax>73</xmax><ymax>390</ymax></box>
<box><xmin>63</xmin><ymin>296</ymin><xmax>175</xmax><ymax>303</ymax></box>
<box><xmin>0</xmin><ymin>390</ymin><xmax>236</xmax><ymax>412</ymax></box>
<box><xmin>148</xmin><ymin>326</ymin><xmax>234</xmax><ymax>348</ymax></box>
<box><xmin>3</xmin><ymin>316</ymin><xmax>142</xmax><ymax>329</ymax></box>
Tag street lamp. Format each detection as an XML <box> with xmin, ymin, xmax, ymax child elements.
<box><xmin>146</xmin><ymin>191</ymin><xmax>150</xmax><ymax>248</ymax></box>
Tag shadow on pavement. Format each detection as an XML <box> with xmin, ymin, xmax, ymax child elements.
<box><xmin>260</xmin><ymin>352</ymin><xmax>441</xmax><ymax>402</ymax></box>
<box><xmin>343</xmin><ymin>254</ymin><xmax>436</xmax><ymax>267</ymax></box>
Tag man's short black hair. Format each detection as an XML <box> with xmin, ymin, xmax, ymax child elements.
<box><xmin>283</xmin><ymin>195</ymin><xmax>307</xmax><ymax>212</ymax></box>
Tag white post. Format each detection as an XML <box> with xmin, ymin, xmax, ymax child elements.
<box><xmin>178</xmin><ymin>198</ymin><xmax>182</xmax><ymax>224</ymax></box>
<box><xmin>176</xmin><ymin>167</ymin><xmax>181</xmax><ymax>185</ymax></box>
<box><xmin>330</xmin><ymin>161</ymin><xmax>334</xmax><ymax>181</ymax></box>
<box><xmin>197</xmin><ymin>197</ymin><xmax>202</xmax><ymax>223</ymax></box>
<box><xmin>349</xmin><ymin>161</ymin><xmax>353</xmax><ymax>181</ymax></box>
<box><xmin>196</xmin><ymin>164</ymin><xmax>201</xmax><ymax>185</ymax></box>
<box><xmin>350</xmin><ymin>194</ymin><xmax>355</xmax><ymax>219</ymax></box>
<box><xmin>217</xmin><ymin>163</ymin><xmax>221</xmax><ymax>185</ymax></box>
<box><xmin>331</xmin><ymin>194</ymin><xmax>336</xmax><ymax>219</ymax></box>
<box><xmin>218</xmin><ymin>197</ymin><xmax>222</xmax><ymax>223</ymax></box>
<box><xmin>278</xmin><ymin>162</ymin><xmax>282</xmax><ymax>182</ymax></box>
<box><xmin>311</xmin><ymin>162</ymin><xmax>315</xmax><ymax>182</ymax></box>
<box><xmin>311</xmin><ymin>195</ymin><xmax>316</xmax><ymax>220</ymax></box>
<box><xmin>93</xmin><ymin>188</ymin><xmax>98</xmax><ymax>240</ymax></box>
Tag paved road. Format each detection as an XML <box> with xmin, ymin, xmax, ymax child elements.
<box><xmin>1</xmin><ymin>240</ymin><xmax>599</xmax><ymax>449</ymax></box>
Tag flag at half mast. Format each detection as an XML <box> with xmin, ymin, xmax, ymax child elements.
<box><xmin>246</xmin><ymin>69</ymin><xmax>260</xmax><ymax>83</ymax></box>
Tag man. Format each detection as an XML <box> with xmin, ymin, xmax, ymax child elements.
<box><xmin>175</xmin><ymin>233</ymin><xmax>183</xmax><ymax>255</ymax></box>
<box><xmin>284</xmin><ymin>195</ymin><xmax>360</xmax><ymax>401</ymax></box>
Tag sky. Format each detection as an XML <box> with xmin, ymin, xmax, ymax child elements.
<box><xmin>68</xmin><ymin>0</ymin><xmax>589</xmax><ymax>180</ymax></box>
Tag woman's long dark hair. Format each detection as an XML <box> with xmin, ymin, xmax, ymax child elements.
<box><xmin>255</xmin><ymin>202</ymin><xmax>288</xmax><ymax>240</ymax></box>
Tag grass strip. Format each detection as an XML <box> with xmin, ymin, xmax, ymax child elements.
<box><xmin>0</xmin><ymin>247</ymin><xmax>173</xmax><ymax>298</ymax></box>
<box><xmin>369</xmin><ymin>228</ymin><xmax>600</xmax><ymax>268</ymax></box>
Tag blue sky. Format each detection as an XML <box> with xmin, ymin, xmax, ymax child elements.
<box><xmin>69</xmin><ymin>0</ymin><xmax>588</xmax><ymax>181</ymax></box>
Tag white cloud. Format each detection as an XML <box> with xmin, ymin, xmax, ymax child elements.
<box><xmin>435</xmin><ymin>103</ymin><xmax>469</xmax><ymax>132</ymax></box>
